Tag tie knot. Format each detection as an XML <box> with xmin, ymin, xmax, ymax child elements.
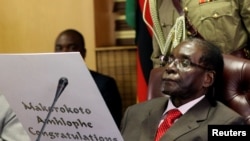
<box><xmin>168</xmin><ymin>109</ymin><xmax>181</xmax><ymax>116</ymax></box>
<box><xmin>166</xmin><ymin>109</ymin><xmax>182</xmax><ymax>124</ymax></box>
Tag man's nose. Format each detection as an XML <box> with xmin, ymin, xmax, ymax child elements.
<box><xmin>164</xmin><ymin>61</ymin><xmax>178</xmax><ymax>73</ymax></box>
<box><xmin>166</xmin><ymin>59</ymin><xmax>178</xmax><ymax>68</ymax></box>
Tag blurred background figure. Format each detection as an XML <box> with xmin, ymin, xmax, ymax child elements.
<box><xmin>54</xmin><ymin>29</ymin><xmax>123</xmax><ymax>128</ymax></box>
<box><xmin>0</xmin><ymin>94</ymin><xmax>31</xmax><ymax>141</ymax></box>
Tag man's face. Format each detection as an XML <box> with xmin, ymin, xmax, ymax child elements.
<box><xmin>161</xmin><ymin>41</ymin><xmax>208</xmax><ymax>100</ymax></box>
<box><xmin>55</xmin><ymin>34</ymin><xmax>80</xmax><ymax>52</ymax></box>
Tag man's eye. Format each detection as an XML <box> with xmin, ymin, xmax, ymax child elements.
<box><xmin>181</xmin><ymin>59</ymin><xmax>190</xmax><ymax>67</ymax></box>
<box><xmin>70</xmin><ymin>46</ymin><xmax>79</xmax><ymax>51</ymax></box>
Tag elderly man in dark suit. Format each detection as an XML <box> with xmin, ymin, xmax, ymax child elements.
<box><xmin>54</xmin><ymin>29</ymin><xmax>122</xmax><ymax>128</ymax></box>
<box><xmin>120</xmin><ymin>38</ymin><xmax>246</xmax><ymax>141</ymax></box>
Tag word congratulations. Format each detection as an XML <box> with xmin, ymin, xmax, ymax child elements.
<box><xmin>29</xmin><ymin>127</ymin><xmax>118</xmax><ymax>141</ymax></box>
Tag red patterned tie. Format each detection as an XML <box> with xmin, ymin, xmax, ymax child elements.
<box><xmin>154</xmin><ymin>109</ymin><xmax>182</xmax><ymax>141</ymax></box>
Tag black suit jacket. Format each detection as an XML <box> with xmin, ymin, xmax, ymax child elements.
<box><xmin>90</xmin><ymin>70</ymin><xmax>122</xmax><ymax>128</ymax></box>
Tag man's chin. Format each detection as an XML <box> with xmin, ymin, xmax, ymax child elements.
<box><xmin>161</xmin><ymin>85</ymin><xmax>176</xmax><ymax>94</ymax></box>
<box><xmin>161</xmin><ymin>89</ymin><xmax>174</xmax><ymax>96</ymax></box>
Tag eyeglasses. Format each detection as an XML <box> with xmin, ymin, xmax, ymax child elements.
<box><xmin>162</xmin><ymin>56</ymin><xmax>209</xmax><ymax>70</ymax></box>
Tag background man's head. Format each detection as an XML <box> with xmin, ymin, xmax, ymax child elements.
<box><xmin>55</xmin><ymin>29</ymin><xmax>86</xmax><ymax>59</ymax></box>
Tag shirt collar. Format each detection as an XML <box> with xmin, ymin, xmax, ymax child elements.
<box><xmin>163</xmin><ymin>95</ymin><xmax>205</xmax><ymax>115</ymax></box>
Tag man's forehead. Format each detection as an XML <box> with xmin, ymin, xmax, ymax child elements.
<box><xmin>173</xmin><ymin>42</ymin><xmax>203</xmax><ymax>60</ymax></box>
<box><xmin>59</xmin><ymin>34</ymin><xmax>74</xmax><ymax>41</ymax></box>
<box><xmin>57</xmin><ymin>34</ymin><xmax>78</xmax><ymax>44</ymax></box>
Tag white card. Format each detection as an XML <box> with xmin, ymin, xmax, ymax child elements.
<box><xmin>0</xmin><ymin>52</ymin><xmax>123</xmax><ymax>141</ymax></box>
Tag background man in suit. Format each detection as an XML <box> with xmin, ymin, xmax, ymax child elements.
<box><xmin>54</xmin><ymin>29</ymin><xmax>122</xmax><ymax>128</ymax></box>
<box><xmin>120</xmin><ymin>38</ymin><xmax>245</xmax><ymax>141</ymax></box>
<box><xmin>0</xmin><ymin>94</ymin><xmax>31</xmax><ymax>140</ymax></box>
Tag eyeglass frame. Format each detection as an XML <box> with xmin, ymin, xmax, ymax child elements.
<box><xmin>160</xmin><ymin>55</ymin><xmax>210</xmax><ymax>70</ymax></box>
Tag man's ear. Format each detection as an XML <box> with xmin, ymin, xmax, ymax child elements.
<box><xmin>203</xmin><ymin>71</ymin><xmax>215</xmax><ymax>87</ymax></box>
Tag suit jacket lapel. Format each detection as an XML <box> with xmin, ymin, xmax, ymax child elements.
<box><xmin>160</xmin><ymin>98</ymin><xmax>211</xmax><ymax>141</ymax></box>
<box><xmin>140</xmin><ymin>97</ymin><xmax>169</xmax><ymax>141</ymax></box>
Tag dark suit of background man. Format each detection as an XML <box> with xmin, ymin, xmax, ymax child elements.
<box><xmin>54</xmin><ymin>29</ymin><xmax>122</xmax><ymax>128</ymax></box>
